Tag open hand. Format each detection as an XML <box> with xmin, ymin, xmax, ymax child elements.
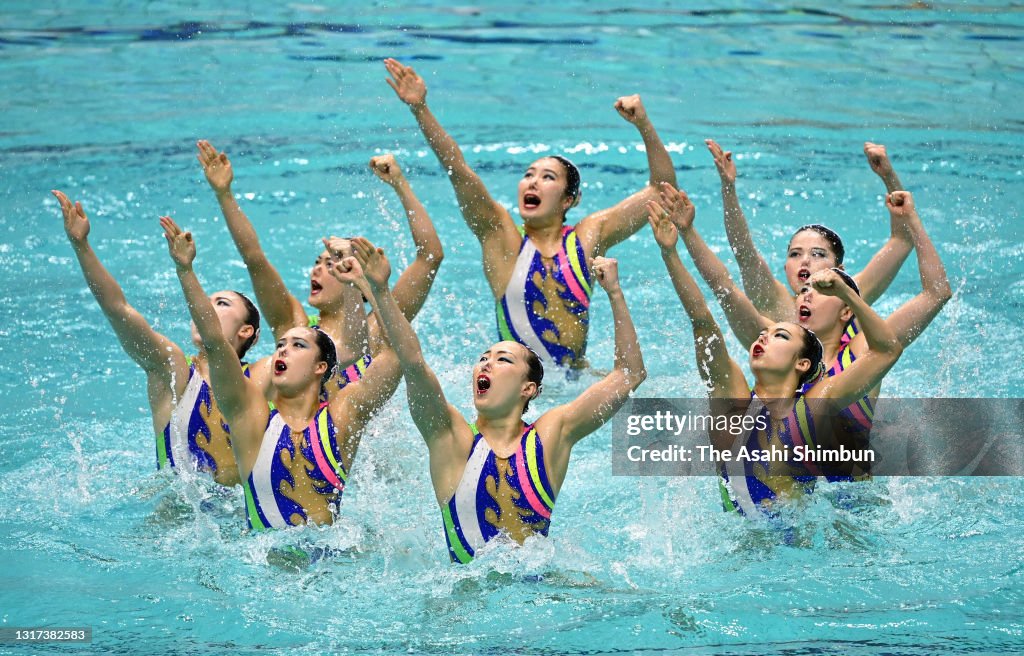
<box><xmin>52</xmin><ymin>190</ymin><xmax>90</xmax><ymax>244</ymax></box>
<box><xmin>705</xmin><ymin>139</ymin><xmax>737</xmax><ymax>185</ymax></box>
<box><xmin>660</xmin><ymin>182</ymin><xmax>695</xmax><ymax>232</ymax></box>
<box><xmin>351</xmin><ymin>236</ymin><xmax>391</xmax><ymax>290</ymax></box>
<box><xmin>384</xmin><ymin>58</ymin><xmax>427</xmax><ymax>107</ymax></box>
<box><xmin>160</xmin><ymin>216</ymin><xmax>196</xmax><ymax>269</ymax></box>
<box><xmin>197</xmin><ymin>140</ymin><xmax>233</xmax><ymax>192</ymax></box>
<box><xmin>647</xmin><ymin>199</ymin><xmax>678</xmax><ymax>250</ymax></box>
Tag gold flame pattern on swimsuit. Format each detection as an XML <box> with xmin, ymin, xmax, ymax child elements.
<box><xmin>276</xmin><ymin>428</ymin><xmax>338</xmax><ymax>526</ymax></box>
<box><xmin>196</xmin><ymin>393</ymin><xmax>240</xmax><ymax>487</ymax></box>
<box><xmin>483</xmin><ymin>458</ymin><xmax>548</xmax><ymax>543</ymax></box>
<box><xmin>530</xmin><ymin>256</ymin><xmax>587</xmax><ymax>367</ymax></box>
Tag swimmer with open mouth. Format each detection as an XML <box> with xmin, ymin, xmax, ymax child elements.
<box><xmin>349</xmin><ymin>234</ymin><xmax>646</xmax><ymax>563</ymax></box>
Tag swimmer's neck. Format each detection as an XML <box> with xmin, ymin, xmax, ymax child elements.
<box><xmin>753</xmin><ymin>377</ymin><xmax>799</xmax><ymax>401</ymax></box>
<box><xmin>271</xmin><ymin>386</ymin><xmax>323</xmax><ymax>428</ymax></box>
<box><xmin>474</xmin><ymin>414</ymin><xmax>528</xmax><ymax>452</ymax></box>
<box><xmin>523</xmin><ymin>217</ymin><xmax>568</xmax><ymax>249</ymax></box>
<box><xmin>817</xmin><ymin>328</ymin><xmax>846</xmax><ymax>366</ymax></box>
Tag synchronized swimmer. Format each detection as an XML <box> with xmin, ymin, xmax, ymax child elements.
<box><xmin>384</xmin><ymin>58</ymin><xmax>676</xmax><ymax>371</ymax></box>
<box><xmin>55</xmin><ymin>56</ymin><xmax>952</xmax><ymax>560</ymax></box>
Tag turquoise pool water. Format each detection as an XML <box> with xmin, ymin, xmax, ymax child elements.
<box><xmin>2</xmin><ymin>2</ymin><xmax>1023</xmax><ymax>654</ymax></box>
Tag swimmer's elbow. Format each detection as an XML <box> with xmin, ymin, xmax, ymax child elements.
<box><xmin>621</xmin><ymin>364</ymin><xmax>647</xmax><ymax>391</ymax></box>
<box><xmin>632</xmin><ymin>366</ymin><xmax>648</xmax><ymax>391</ymax></box>
<box><xmin>419</xmin><ymin>246</ymin><xmax>444</xmax><ymax>266</ymax></box>
<box><xmin>882</xmin><ymin>340</ymin><xmax>904</xmax><ymax>360</ymax></box>
<box><xmin>401</xmin><ymin>350</ymin><xmax>430</xmax><ymax>375</ymax></box>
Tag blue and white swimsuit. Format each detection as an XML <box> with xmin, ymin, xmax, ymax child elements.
<box><xmin>156</xmin><ymin>359</ymin><xmax>248</xmax><ymax>482</ymax></box>
<box><xmin>442</xmin><ymin>422</ymin><xmax>557</xmax><ymax>563</ymax></box>
<box><xmin>242</xmin><ymin>402</ymin><xmax>348</xmax><ymax>530</ymax></box>
<box><xmin>496</xmin><ymin>225</ymin><xmax>592</xmax><ymax>368</ymax></box>
<box><xmin>719</xmin><ymin>393</ymin><xmax>820</xmax><ymax>516</ymax></box>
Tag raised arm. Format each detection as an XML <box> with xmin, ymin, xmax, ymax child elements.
<box><xmin>331</xmin><ymin>345</ymin><xmax>401</xmax><ymax>428</ymax></box>
<box><xmin>196</xmin><ymin>140</ymin><xmax>306</xmax><ymax>336</ymax></box>
<box><xmin>53</xmin><ymin>190</ymin><xmax>185</xmax><ymax>375</ymax></box>
<box><xmin>648</xmin><ymin>196</ymin><xmax>749</xmax><ymax>399</ymax></box>
<box><xmin>705</xmin><ymin>139</ymin><xmax>792</xmax><ymax>320</ymax></box>
<box><xmin>161</xmin><ymin>216</ymin><xmax>258</xmax><ymax>425</ymax></box>
<box><xmin>657</xmin><ymin>183</ymin><xmax>771</xmax><ymax>347</ymax></box>
<box><xmin>806</xmin><ymin>269</ymin><xmax>903</xmax><ymax>409</ymax></box>
<box><xmin>368</xmin><ymin>154</ymin><xmax>444</xmax><ymax>320</ymax></box>
<box><xmin>334</xmin><ymin>237</ymin><xmax>454</xmax><ymax>444</ymax></box>
<box><xmin>551</xmin><ymin>257</ymin><xmax>647</xmax><ymax>446</ymax></box>
<box><xmin>874</xmin><ymin>191</ymin><xmax>952</xmax><ymax>347</ymax></box>
<box><xmin>383</xmin><ymin>58</ymin><xmax>514</xmax><ymax>242</ymax></box>
<box><xmin>585</xmin><ymin>95</ymin><xmax>678</xmax><ymax>253</ymax></box>
<box><xmin>853</xmin><ymin>144</ymin><xmax>914</xmax><ymax>303</ymax></box>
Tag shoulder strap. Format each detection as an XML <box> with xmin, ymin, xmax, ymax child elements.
<box><xmin>308</xmin><ymin>402</ymin><xmax>346</xmax><ymax>489</ymax></box>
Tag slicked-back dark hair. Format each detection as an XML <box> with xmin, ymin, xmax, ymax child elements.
<box><xmin>797</xmin><ymin>326</ymin><xmax>825</xmax><ymax>388</ymax></box>
<box><xmin>231</xmin><ymin>290</ymin><xmax>261</xmax><ymax>359</ymax></box>
<box><xmin>549</xmin><ymin>155</ymin><xmax>581</xmax><ymax>202</ymax></box>
<box><xmin>521</xmin><ymin>346</ymin><xmax>545</xmax><ymax>415</ymax></box>
<box><xmin>311</xmin><ymin>327</ymin><xmax>338</xmax><ymax>391</ymax></box>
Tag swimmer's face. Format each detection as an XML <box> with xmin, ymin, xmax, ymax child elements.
<box><xmin>518</xmin><ymin>157</ymin><xmax>575</xmax><ymax>223</ymax></box>
<box><xmin>784</xmin><ymin>230</ymin><xmax>840</xmax><ymax>294</ymax></box>
<box><xmin>795</xmin><ymin>284</ymin><xmax>852</xmax><ymax>335</ymax></box>
<box><xmin>191</xmin><ymin>291</ymin><xmax>255</xmax><ymax>354</ymax></box>
<box><xmin>472</xmin><ymin>341</ymin><xmax>536</xmax><ymax>414</ymax></box>
<box><xmin>309</xmin><ymin>248</ymin><xmax>351</xmax><ymax>309</ymax></box>
<box><xmin>272</xmin><ymin>327</ymin><xmax>327</xmax><ymax>391</ymax></box>
<box><xmin>749</xmin><ymin>322</ymin><xmax>811</xmax><ymax>381</ymax></box>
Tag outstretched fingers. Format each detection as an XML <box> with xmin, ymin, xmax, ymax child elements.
<box><xmin>159</xmin><ymin>215</ymin><xmax>181</xmax><ymax>240</ymax></box>
<box><xmin>51</xmin><ymin>189</ymin><xmax>71</xmax><ymax>209</ymax></box>
<box><xmin>647</xmin><ymin>198</ymin><xmax>680</xmax><ymax>248</ymax></box>
<box><xmin>197</xmin><ymin>139</ymin><xmax>214</xmax><ymax>158</ymax></box>
<box><xmin>160</xmin><ymin>216</ymin><xmax>196</xmax><ymax>267</ymax></box>
<box><xmin>705</xmin><ymin>139</ymin><xmax>730</xmax><ymax>164</ymax></box>
<box><xmin>350</xmin><ymin>236</ymin><xmax>375</xmax><ymax>264</ymax></box>
<box><xmin>196</xmin><ymin>140</ymin><xmax>219</xmax><ymax>166</ymax></box>
<box><xmin>53</xmin><ymin>190</ymin><xmax>91</xmax><ymax>241</ymax></box>
<box><xmin>384</xmin><ymin>57</ymin><xmax>410</xmax><ymax>77</ymax></box>
<box><xmin>384</xmin><ymin>58</ymin><xmax>407</xmax><ymax>87</ymax></box>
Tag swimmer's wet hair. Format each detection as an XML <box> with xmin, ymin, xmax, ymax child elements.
<box><xmin>522</xmin><ymin>346</ymin><xmax>545</xmax><ymax>415</ymax></box>
<box><xmin>550</xmin><ymin>155</ymin><xmax>581</xmax><ymax>202</ymax></box>
<box><xmin>797</xmin><ymin>326</ymin><xmax>826</xmax><ymax>388</ymax></box>
<box><xmin>311</xmin><ymin>327</ymin><xmax>338</xmax><ymax>390</ymax></box>
<box><xmin>793</xmin><ymin>224</ymin><xmax>845</xmax><ymax>266</ymax></box>
<box><xmin>232</xmin><ymin>290</ymin><xmax>261</xmax><ymax>359</ymax></box>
